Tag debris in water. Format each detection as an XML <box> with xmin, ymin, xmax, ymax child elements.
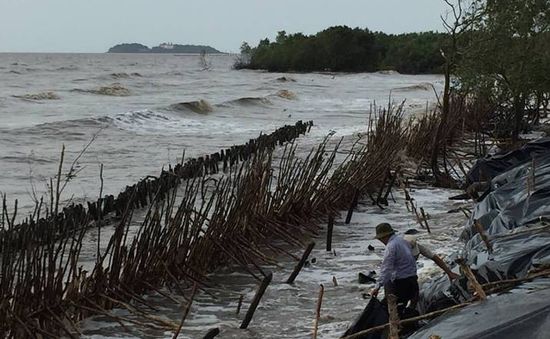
<box><xmin>276</xmin><ymin>89</ymin><xmax>297</xmax><ymax>100</ymax></box>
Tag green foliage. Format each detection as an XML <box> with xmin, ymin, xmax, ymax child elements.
<box><xmin>241</xmin><ymin>26</ymin><xmax>446</xmax><ymax>74</ymax></box>
<box><xmin>108</xmin><ymin>43</ymin><xmax>150</xmax><ymax>53</ymax></box>
<box><xmin>456</xmin><ymin>0</ymin><xmax>550</xmax><ymax>138</ymax></box>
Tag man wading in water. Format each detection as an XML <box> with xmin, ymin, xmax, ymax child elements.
<box><xmin>370</xmin><ymin>223</ymin><xmax>419</xmax><ymax>314</ymax></box>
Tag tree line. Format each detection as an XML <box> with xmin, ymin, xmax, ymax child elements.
<box><xmin>236</xmin><ymin>27</ymin><xmax>447</xmax><ymax>74</ymax></box>
<box><xmin>238</xmin><ymin>0</ymin><xmax>549</xmax><ymax>143</ymax></box>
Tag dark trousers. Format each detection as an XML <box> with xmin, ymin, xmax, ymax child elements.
<box><xmin>383</xmin><ymin>275</ymin><xmax>419</xmax><ymax>315</ymax></box>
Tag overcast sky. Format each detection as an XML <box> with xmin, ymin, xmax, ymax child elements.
<box><xmin>0</xmin><ymin>0</ymin><xmax>450</xmax><ymax>53</ymax></box>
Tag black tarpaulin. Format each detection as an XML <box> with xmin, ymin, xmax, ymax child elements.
<box><xmin>467</xmin><ymin>137</ymin><xmax>550</xmax><ymax>184</ymax></box>
<box><xmin>411</xmin><ymin>286</ymin><xmax>550</xmax><ymax>339</ymax></box>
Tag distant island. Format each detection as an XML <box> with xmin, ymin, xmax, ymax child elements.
<box><xmin>107</xmin><ymin>42</ymin><xmax>221</xmax><ymax>54</ymax></box>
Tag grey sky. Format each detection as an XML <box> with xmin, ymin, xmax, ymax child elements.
<box><xmin>0</xmin><ymin>0</ymin><xmax>449</xmax><ymax>53</ymax></box>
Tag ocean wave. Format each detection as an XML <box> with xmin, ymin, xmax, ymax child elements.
<box><xmin>72</xmin><ymin>83</ymin><xmax>131</xmax><ymax>96</ymax></box>
<box><xmin>164</xmin><ymin>71</ymin><xmax>186</xmax><ymax>76</ymax></box>
<box><xmin>222</xmin><ymin>96</ymin><xmax>273</xmax><ymax>107</ymax></box>
<box><xmin>106</xmin><ymin>109</ymin><xmax>265</xmax><ymax>135</ymax></box>
<box><xmin>168</xmin><ymin>99</ymin><xmax>213</xmax><ymax>114</ymax></box>
<box><xmin>0</xmin><ymin>155</ymin><xmax>54</xmax><ymax>164</ymax></box>
<box><xmin>392</xmin><ymin>82</ymin><xmax>433</xmax><ymax>91</ymax></box>
<box><xmin>377</xmin><ymin>70</ymin><xmax>400</xmax><ymax>75</ymax></box>
<box><xmin>13</xmin><ymin>92</ymin><xmax>60</xmax><ymax>101</ymax></box>
<box><xmin>56</xmin><ymin>65</ymin><xmax>79</xmax><ymax>71</ymax></box>
<box><xmin>276</xmin><ymin>76</ymin><xmax>296</xmax><ymax>82</ymax></box>
<box><xmin>107</xmin><ymin>109</ymin><xmax>226</xmax><ymax>135</ymax></box>
<box><xmin>16</xmin><ymin>110</ymin><xmax>172</xmax><ymax>135</ymax></box>
<box><xmin>109</xmin><ymin>72</ymin><xmax>142</xmax><ymax>79</ymax></box>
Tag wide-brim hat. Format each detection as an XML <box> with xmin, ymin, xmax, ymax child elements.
<box><xmin>374</xmin><ymin>222</ymin><xmax>395</xmax><ymax>239</ymax></box>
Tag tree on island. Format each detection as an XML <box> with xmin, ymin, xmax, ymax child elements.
<box><xmin>107</xmin><ymin>43</ymin><xmax>221</xmax><ymax>54</ymax></box>
<box><xmin>108</xmin><ymin>43</ymin><xmax>150</xmax><ymax>53</ymax></box>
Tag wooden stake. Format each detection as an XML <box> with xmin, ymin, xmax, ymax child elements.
<box><xmin>236</xmin><ymin>294</ymin><xmax>244</xmax><ymax>315</ymax></box>
<box><xmin>326</xmin><ymin>215</ymin><xmax>334</xmax><ymax>251</ymax></box>
<box><xmin>345</xmin><ymin>191</ymin><xmax>359</xmax><ymax>224</ymax></box>
<box><xmin>420</xmin><ymin>207</ymin><xmax>431</xmax><ymax>233</ymax></box>
<box><xmin>473</xmin><ymin>220</ymin><xmax>493</xmax><ymax>253</ymax></box>
<box><xmin>240</xmin><ymin>272</ymin><xmax>273</xmax><ymax>329</ymax></box>
<box><xmin>387</xmin><ymin>294</ymin><xmax>400</xmax><ymax>339</ymax></box>
<box><xmin>202</xmin><ymin>328</ymin><xmax>220</xmax><ymax>339</ymax></box>
<box><xmin>313</xmin><ymin>284</ymin><xmax>324</xmax><ymax>339</ymax></box>
<box><xmin>410</xmin><ymin>200</ymin><xmax>424</xmax><ymax>229</ymax></box>
<box><xmin>172</xmin><ymin>283</ymin><xmax>197</xmax><ymax>338</ymax></box>
<box><xmin>455</xmin><ymin>258</ymin><xmax>486</xmax><ymax>300</ymax></box>
<box><xmin>287</xmin><ymin>242</ymin><xmax>315</xmax><ymax>284</ymax></box>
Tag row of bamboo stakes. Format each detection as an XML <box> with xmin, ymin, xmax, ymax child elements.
<box><xmin>0</xmin><ymin>103</ymin><xmax>438</xmax><ymax>338</ymax></box>
<box><xmin>0</xmin><ymin>120</ymin><xmax>313</xmax><ymax>252</ymax></box>
<box><xmin>0</xmin><ymin>93</ymin><xmax>503</xmax><ymax>337</ymax></box>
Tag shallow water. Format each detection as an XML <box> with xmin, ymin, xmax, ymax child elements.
<box><xmin>78</xmin><ymin>184</ymin><xmax>468</xmax><ymax>339</ymax></box>
<box><xmin>0</xmin><ymin>53</ymin><xmax>453</xmax><ymax>338</ymax></box>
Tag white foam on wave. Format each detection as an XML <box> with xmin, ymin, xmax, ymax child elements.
<box><xmin>109</xmin><ymin>109</ymin><xmax>273</xmax><ymax>136</ymax></box>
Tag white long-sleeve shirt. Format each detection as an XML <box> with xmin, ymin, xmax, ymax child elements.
<box><xmin>376</xmin><ymin>234</ymin><xmax>417</xmax><ymax>289</ymax></box>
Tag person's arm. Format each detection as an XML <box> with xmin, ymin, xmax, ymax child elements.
<box><xmin>371</xmin><ymin>243</ymin><xmax>396</xmax><ymax>296</ymax></box>
<box><xmin>417</xmin><ymin>243</ymin><xmax>458</xmax><ymax>280</ymax></box>
<box><xmin>432</xmin><ymin>254</ymin><xmax>460</xmax><ymax>280</ymax></box>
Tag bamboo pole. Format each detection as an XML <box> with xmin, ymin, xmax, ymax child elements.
<box><xmin>236</xmin><ymin>294</ymin><xmax>244</xmax><ymax>315</ymax></box>
<box><xmin>312</xmin><ymin>284</ymin><xmax>324</xmax><ymax>339</ymax></box>
<box><xmin>473</xmin><ymin>220</ymin><xmax>493</xmax><ymax>253</ymax></box>
<box><xmin>326</xmin><ymin>215</ymin><xmax>334</xmax><ymax>251</ymax></box>
<box><xmin>456</xmin><ymin>258</ymin><xmax>487</xmax><ymax>300</ymax></box>
<box><xmin>341</xmin><ymin>302</ymin><xmax>472</xmax><ymax>339</ymax></box>
<box><xmin>387</xmin><ymin>294</ymin><xmax>400</xmax><ymax>339</ymax></box>
<box><xmin>240</xmin><ymin>272</ymin><xmax>273</xmax><ymax>329</ymax></box>
<box><xmin>345</xmin><ymin>191</ymin><xmax>359</xmax><ymax>224</ymax></box>
<box><xmin>420</xmin><ymin>207</ymin><xmax>431</xmax><ymax>233</ymax></box>
<box><xmin>202</xmin><ymin>328</ymin><xmax>220</xmax><ymax>339</ymax></box>
<box><xmin>287</xmin><ymin>242</ymin><xmax>316</xmax><ymax>284</ymax></box>
<box><xmin>172</xmin><ymin>284</ymin><xmax>198</xmax><ymax>339</ymax></box>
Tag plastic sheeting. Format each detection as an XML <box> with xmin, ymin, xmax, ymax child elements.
<box><xmin>467</xmin><ymin>137</ymin><xmax>550</xmax><ymax>184</ymax></box>
<box><xmin>416</xmin><ymin>138</ymin><xmax>550</xmax><ymax>336</ymax></box>
<box><xmin>342</xmin><ymin>298</ymin><xmax>388</xmax><ymax>339</ymax></box>
<box><xmin>461</xmin><ymin>153</ymin><xmax>550</xmax><ymax>244</ymax></box>
<box><xmin>411</xmin><ymin>286</ymin><xmax>550</xmax><ymax>339</ymax></box>
<box><xmin>420</xmin><ymin>222</ymin><xmax>550</xmax><ymax>312</ymax></box>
